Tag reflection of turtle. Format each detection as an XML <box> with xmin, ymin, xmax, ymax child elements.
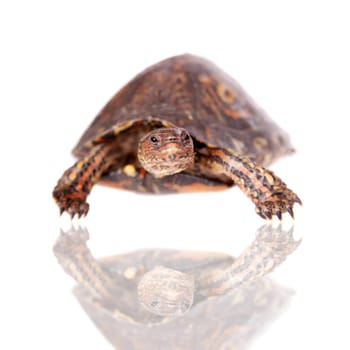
<box><xmin>53</xmin><ymin>54</ymin><xmax>301</xmax><ymax>219</ymax></box>
<box><xmin>53</xmin><ymin>225</ymin><xmax>300</xmax><ymax>349</ymax></box>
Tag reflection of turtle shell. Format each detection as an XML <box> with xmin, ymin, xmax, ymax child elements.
<box><xmin>73</xmin><ymin>250</ymin><xmax>294</xmax><ymax>350</ymax></box>
<box><xmin>73</xmin><ymin>54</ymin><xmax>293</xmax><ymax>191</ymax></box>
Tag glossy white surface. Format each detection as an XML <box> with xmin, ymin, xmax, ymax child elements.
<box><xmin>1</xmin><ymin>1</ymin><xmax>349</xmax><ymax>349</ymax></box>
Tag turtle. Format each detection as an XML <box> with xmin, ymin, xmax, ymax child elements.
<box><xmin>53</xmin><ymin>54</ymin><xmax>301</xmax><ymax>219</ymax></box>
<box><xmin>53</xmin><ymin>224</ymin><xmax>300</xmax><ymax>349</ymax></box>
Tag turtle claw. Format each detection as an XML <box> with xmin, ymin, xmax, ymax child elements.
<box><xmin>265</xmin><ymin>209</ymin><xmax>273</xmax><ymax>220</ymax></box>
<box><xmin>65</xmin><ymin>199</ymin><xmax>89</xmax><ymax>219</ymax></box>
<box><xmin>53</xmin><ymin>188</ymin><xmax>89</xmax><ymax>219</ymax></box>
<box><xmin>255</xmin><ymin>190</ymin><xmax>302</xmax><ymax>220</ymax></box>
<box><xmin>276</xmin><ymin>209</ymin><xmax>282</xmax><ymax>220</ymax></box>
<box><xmin>257</xmin><ymin>211</ymin><xmax>266</xmax><ymax>220</ymax></box>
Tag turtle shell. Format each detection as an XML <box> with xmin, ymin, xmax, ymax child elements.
<box><xmin>73</xmin><ymin>54</ymin><xmax>293</xmax><ymax>166</ymax></box>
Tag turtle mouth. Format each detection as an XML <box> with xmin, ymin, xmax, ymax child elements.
<box><xmin>160</xmin><ymin>145</ymin><xmax>194</xmax><ymax>160</ymax></box>
<box><xmin>143</xmin><ymin>147</ymin><xmax>195</xmax><ymax>178</ymax></box>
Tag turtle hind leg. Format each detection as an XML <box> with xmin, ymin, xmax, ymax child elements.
<box><xmin>196</xmin><ymin>148</ymin><xmax>301</xmax><ymax>220</ymax></box>
<box><xmin>53</xmin><ymin>142</ymin><xmax>120</xmax><ymax>218</ymax></box>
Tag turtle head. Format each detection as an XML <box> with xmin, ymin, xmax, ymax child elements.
<box><xmin>138</xmin><ymin>128</ymin><xmax>194</xmax><ymax>178</ymax></box>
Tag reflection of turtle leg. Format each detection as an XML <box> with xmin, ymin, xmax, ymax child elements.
<box><xmin>53</xmin><ymin>226</ymin><xmax>116</xmax><ymax>300</ymax></box>
<box><xmin>53</xmin><ymin>142</ymin><xmax>121</xmax><ymax>218</ymax></box>
<box><xmin>196</xmin><ymin>148</ymin><xmax>301</xmax><ymax>220</ymax></box>
<box><xmin>198</xmin><ymin>224</ymin><xmax>301</xmax><ymax>296</ymax></box>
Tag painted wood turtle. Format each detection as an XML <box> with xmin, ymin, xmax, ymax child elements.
<box><xmin>53</xmin><ymin>54</ymin><xmax>301</xmax><ymax>219</ymax></box>
<box><xmin>53</xmin><ymin>224</ymin><xmax>300</xmax><ymax>349</ymax></box>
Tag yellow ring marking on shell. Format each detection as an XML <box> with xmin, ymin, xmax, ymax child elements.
<box><xmin>123</xmin><ymin>164</ymin><xmax>137</xmax><ymax>177</ymax></box>
<box><xmin>217</xmin><ymin>83</ymin><xmax>235</xmax><ymax>104</ymax></box>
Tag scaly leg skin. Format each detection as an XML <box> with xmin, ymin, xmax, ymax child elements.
<box><xmin>204</xmin><ymin>148</ymin><xmax>302</xmax><ymax>220</ymax></box>
<box><xmin>53</xmin><ymin>142</ymin><xmax>119</xmax><ymax>218</ymax></box>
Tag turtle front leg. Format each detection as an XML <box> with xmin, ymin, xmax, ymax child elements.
<box><xmin>199</xmin><ymin>148</ymin><xmax>301</xmax><ymax>220</ymax></box>
<box><xmin>53</xmin><ymin>142</ymin><xmax>119</xmax><ymax>218</ymax></box>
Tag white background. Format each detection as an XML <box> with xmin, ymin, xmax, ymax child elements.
<box><xmin>1</xmin><ymin>1</ymin><xmax>349</xmax><ymax>349</ymax></box>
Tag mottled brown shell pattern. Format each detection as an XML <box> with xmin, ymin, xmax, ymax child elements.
<box><xmin>74</xmin><ymin>54</ymin><xmax>292</xmax><ymax>165</ymax></box>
